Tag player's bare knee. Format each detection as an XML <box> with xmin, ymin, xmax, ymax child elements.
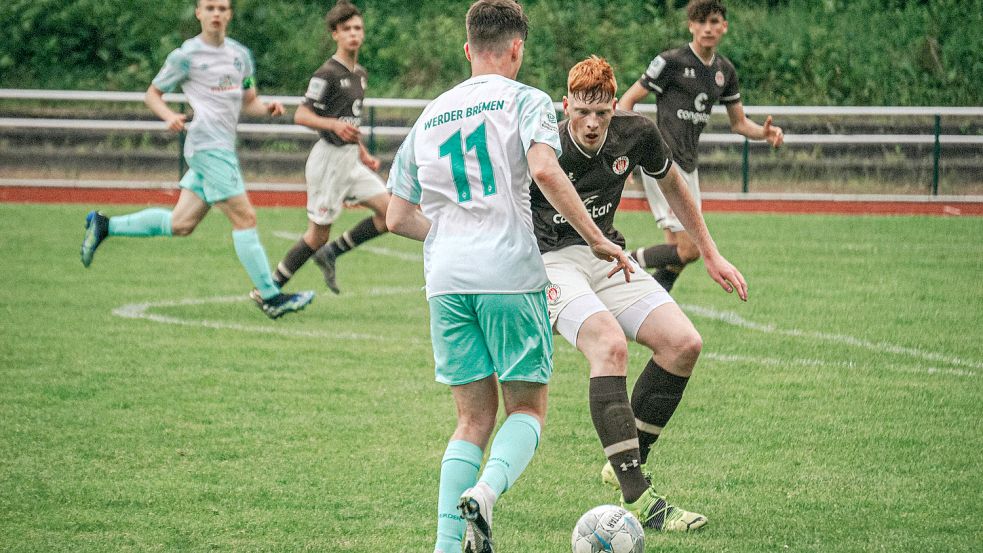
<box><xmin>457</xmin><ymin>410</ymin><xmax>497</xmax><ymax>437</ymax></box>
<box><xmin>678</xmin><ymin>243</ymin><xmax>701</xmax><ymax>264</ymax></box>
<box><xmin>170</xmin><ymin>220</ymin><xmax>196</xmax><ymax>236</ymax></box>
<box><xmin>236</xmin><ymin>210</ymin><xmax>257</xmax><ymax>229</ymax></box>
<box><xmin>587</xmin><ymin>334</ymin><xmax>629</xmax><ymax>377</ymax></box>
<box><xmin>672</xmin><ymin>331</ymin><xmax>703</xmax><ymax>371</ymax></box>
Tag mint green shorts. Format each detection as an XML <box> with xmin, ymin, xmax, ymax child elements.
<box><xmin>429</xmin><ymin>292</ymin><xmax>553</xmax><ymax>386</ymax></box>
<box><xmin>179</xmin><ymin>149</ymin><xmax>246</xmax><ymax>204</ymax></box>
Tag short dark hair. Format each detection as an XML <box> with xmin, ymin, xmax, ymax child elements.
<box><xmin>686</xmin><ymin>0</ymin><xmax>727</xmax><ymax>22</ymax></box>
<box><xmin>466</xmin><ymin>0</ymin><xmax>529</xmax><ymax>54</ymax></box>
<box><xmin>326</xmin><ymin>0</ymin><xmax>361</xmax><ymax>31</ymax></box>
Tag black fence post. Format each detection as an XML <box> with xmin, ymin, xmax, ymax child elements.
<box><xmin>932</xmin><ymin>114</ymin><xmax>941</xmax><ymax>196</ymax></box>
<box><xmin>178</xmin><ymin>102</ymin><xmax>186</xmax><ymax>180</ymax></box>
<box><xmin>368</xmin><ymin>106</ymin><xmax>376</xmax><ymax>155</ymax></box>
<box><xmin>742</xmin><ymin>137</ymin><xmax>750</xmax><ymax>193</ymax></box>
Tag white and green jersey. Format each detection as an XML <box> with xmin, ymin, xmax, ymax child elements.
<box><xmin>388</xmin><ymin>74</ymin><xmax>561</xmax><ymax>298</ymax></box>
<box><xmin>152</xmin><ymin>35</ymin><xmax>255</xmax><ymax>158</ymax></box>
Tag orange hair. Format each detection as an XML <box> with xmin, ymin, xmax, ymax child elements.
<box><xmin>567</xmin><ymin>56</ymin><xmax>617</xmax><ymax>104</ymax></box>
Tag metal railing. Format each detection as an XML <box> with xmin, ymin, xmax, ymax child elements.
<box><xmin>2</xmin><ymin>89</ymin><xmax>981</xmax><ymax>195</ymax></box>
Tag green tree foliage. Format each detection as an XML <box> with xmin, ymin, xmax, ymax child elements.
<box><xmin>1</xmin><ymin>0</ymin><xmax>980</xmax><ymax>105</ymax></box>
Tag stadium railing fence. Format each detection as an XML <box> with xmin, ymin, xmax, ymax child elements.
<box><xmin>1</xmin><ymin>89</ymin><xmax>981</xmax><ymax>199</ymax></box>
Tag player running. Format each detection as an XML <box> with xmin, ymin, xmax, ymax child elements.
<box><xmin>79</xmin><ymin>0</ymin><xmax>313</xmax><ymax>319</ymax></box>
<box><xmin>385</xmin><ymin>3</ymin><xmax>631</xmax><ymax>552</ymax></box>
<box><xmin>530</xmin><ymin>55</ymin><xmax>747</xmax><ymax>531</ymax></box>
<box><xmin>619</xmin><ymin>0</ymin><xmax>783</xmax><ymax>291</ymax></box>
<box><xmin>270</xmin><ymin>0</ymin><xmax>391</xmax><ymax>295</ymax></box>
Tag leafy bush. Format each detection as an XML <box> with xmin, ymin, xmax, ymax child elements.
<box><xmin>1</xmin><ymin>0</ymin><xmax>980</xmax><ymax>105</ymax></box>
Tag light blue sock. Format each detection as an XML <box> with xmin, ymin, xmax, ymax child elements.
<box><xmin>479</xmin><ymin>413</ymin><xmax>541</xmax><ymax>497</ymax></box>
<box><xmin>231</xmin><ymin>228</ymin><xmax>279</xmax><ymax>299</ymax></box>
<box><xmin>434</xmin><ymin>440</ymin><xmax>482</xmax><ymax>553</ymax></box>
<box><xmin>108</xmin><ymin>208</ymin><xmax>172</xmax><ymax>237</ymax></box>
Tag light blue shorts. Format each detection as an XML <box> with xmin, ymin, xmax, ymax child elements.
<box><xmin>429</xmin><ymin>292</ymin><xmax>553</xmax><ymax>386</ymax></box>
<box><xmin>179</xmin><ymin>149</ymin><xmax>246</xmax><ymax>204</ymax></box>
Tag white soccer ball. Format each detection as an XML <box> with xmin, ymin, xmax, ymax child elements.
<box><xmin>571</xmin><ymin>504</ymin><xmax>645</xmax><ymax>553</ymax></box>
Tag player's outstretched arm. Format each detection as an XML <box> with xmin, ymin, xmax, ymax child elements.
<box><xmin>386</xmin><ymin>196</ymin><xmax>430</xmax><ymax>242</ymax></box>
<box><xmin>656</xmin><ymin>167</ymin><xmax>748</xmax><ymax>301</ymax></box>
<box><xmin>528</xmin><ymin>143</ymin><xmax>633</xmax><ymax>281</ymax></box>
<box><xmin>725</xmin><ymin>103</ymin><xmax>783</xmax><ymax>148</ymax></box>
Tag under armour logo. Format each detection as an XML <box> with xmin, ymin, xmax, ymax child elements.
<box><xmin>619</xmin><ymin>459</ymin><xmax>640</xmax><ymax>472</ymax></box>
<box><xmin>683</xmin><ymin>67</ymin><xmax>696</xmax><ymax>78</ymax></box>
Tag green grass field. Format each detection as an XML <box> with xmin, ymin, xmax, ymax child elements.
<box><xmin>1</xmin><ymin>203</ymin><xmax>981</xmax><ymax>552</ymax></box>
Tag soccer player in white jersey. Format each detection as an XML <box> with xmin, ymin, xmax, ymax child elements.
<box><xmin>619</xmin><ymin>0</ymin><xmax>783</xmax><ymax>292</ymax></box>
<box><xmin>79</xmin><ymin>0</ymin><xmax>313</xmax><ymax>319</ymax></box>
<box><xmin>531</xmin><ymin>56</ymin><xmax>747</xmax><ymax>532</ymax></box>
<box><xmin>385</xmin><ymin>2</ymin><xmax>631</xmax><ymax>552</ymax></box>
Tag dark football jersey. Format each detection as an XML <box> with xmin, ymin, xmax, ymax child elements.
<box><xmin>301</xmin><ymin>57</ymin><xmax>367</xmax><ymax>146</ymax></box>
<box><xmin>531</xmin><ymin>111</ymin><xmax>674</xmax><ymax>253</ymax></box>
<box><xmin>638</xmin><ymin>45</ymin><xmax>740</xmax><ymax>173</ymax></box>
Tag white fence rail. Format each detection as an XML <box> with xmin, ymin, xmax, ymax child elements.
<box><xmin>2</xmin><ymin>89</ymin><xmax>981</xmax><ymax>195</ymax></box>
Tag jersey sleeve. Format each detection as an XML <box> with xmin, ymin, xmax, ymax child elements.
<box><xmin>638</xmin><ymin>53</ymin><xmax>671</xmax><ymax>95</ymax></box>
<box><xmin>517</xmin><ymin>88</ymin><xmax>561</xmax><ymax>156</ymax></box>
<box><xmin>151</xmin><ymin>48</ymin><xmax>190</xmax><ymax>93</ymax></box>
<box><xmin>719</xmin><ymin>59</ymin><xmax>741</xmax><ymax>104</ymax></box>
<box><xmin>301</xmin><ymin>71</ymin><xmax>335</xmax><ymax>110</ymax></box>
<box><xmin>638</xmin><ymin>119</ymin><xmax>674</xmax><ymax>179</ymax></box>
<box><xmin>241</xmin><ymin>46</ymin><xmax>256</xmax><ymax>90</ymax></box>
<box><xmin>387</xmin><ymin>125</ymin><xmax>422</xmax><ymax>204</ymax></box>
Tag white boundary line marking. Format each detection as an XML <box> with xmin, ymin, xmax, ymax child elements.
<box><xmin>112</xmin><ymin>294</ymin><xmax>424</xmax><ymax>342</ymax></box>
<box><xmin>701</xmin><ymin>352</ymin><xmax>975</xmax><ymax>378</ymax></box>
<box><xmin>108</xmin><ymin>279</ymin><xmax>978</xmax><ymax>376</ymax></box>
<box><xmin>272</xmin><ymin>231</ymin><xmax>423</xmax><ymax>263</ymax></box>
<box><xmin>683</xmin><ymin>304</ymin><xmax>982</xmax><ymax>371</ymax></box>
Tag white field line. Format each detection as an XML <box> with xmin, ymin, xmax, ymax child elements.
<box><xmin>271</xmin><ymin>230</ymin><xmax>422</xmax><ymax>262</ymax></box>
<box><xmin>683</xmin><ymin>304</ymin><xmax>982</xmax><ymax>371</ymax></box>
<box><xmin>701</xmin><ymin>352</ymin><xmax>976</xmax><ymax>378</ymax></box>
<box><xmin>112</xmin><ymin>293</ymin><xmax>424</xmax><ymax>341</ymax></box>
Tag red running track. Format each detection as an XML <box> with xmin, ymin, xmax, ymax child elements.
<box><xmin>2</xmin><ymin>186</ymin><xmax>982</xmax><ymax>216</ymax></box>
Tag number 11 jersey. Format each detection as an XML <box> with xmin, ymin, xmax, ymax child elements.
<box><xmin>387</xmin><ymin>74</ymin><xmax>561</xmax><ymax>298</ymax></box>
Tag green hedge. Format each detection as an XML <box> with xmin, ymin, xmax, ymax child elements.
<box><xmin>2</xmin><ymin>0</ymin><xmax>981</xmax><ymax>105</ymax></box>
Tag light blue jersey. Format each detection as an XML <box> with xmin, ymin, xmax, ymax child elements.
<box><xmin>388</xmin><ymin>74</ymin><xmax>561</xmax><ymax>298</ymax></box>
<box><xmin>152</xmin><ymin>36</ymin><xmax>255</xmax><ymax>158</ymax></box>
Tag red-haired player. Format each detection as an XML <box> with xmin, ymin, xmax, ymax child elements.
<box><xmin>530</xmin><ymin>55</ymin><xmax>747</xmax><ymax>532</ymax></box>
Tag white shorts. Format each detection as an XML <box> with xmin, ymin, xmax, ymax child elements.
<box><xmin>543</xmin><ymin>245</ymin><xmax>675</xmax><ymax>346</ymax></box>
<box><xmin>305</xmin><ymin>140</ymin><xmax>386</xmax><ymax>225</ymax></box>
<box><xmin>641</xmin><ymin>167</ymin><xmax>700</xmax><ymax>233</ymax></box>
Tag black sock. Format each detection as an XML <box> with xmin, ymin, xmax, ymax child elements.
<box><xmin>326</xmin><ymin>216</ymin><xmax>383</xmax><ymax>258</ymax></box>
<box><xmin>632</xmin><ymin>244</ymin><xmax>682</xmax><ymax>270</ymax></box>
<box><xmin>589</xmin><ymin>376</ymin><xmax>648</xmax><ymax>503</ymax></box>
<box><xmin>273</xmin><ymin>239</ymin><xmax>316</xmax><ymax>286</ymax></box>
<box><xmin>630</xmin><ymin>359</ymin><xmax>690</xmax><ymax>464</ymax></box>
<box><xmin>653</xmin><ymin>267</ymin><xmax>681</xmax><ymax>292</ymax></box>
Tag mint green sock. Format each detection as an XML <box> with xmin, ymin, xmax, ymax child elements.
<box><xmin>435</xmin><ymin>440</ymin><xmax>482</xmax><ymax>553</ymax></box>
<box><xmin>108</xmin><ymin>208</ymin><xmax>172</xmax><ymax>237</ymax></box>
<box><xmin>479</xmin><ymin>413</ymin><xmax>541</xmax><ymax>497</ymax></box>
<box><xmin>231</xmin><ymin>228</ymin><xmax>279</xmax><ymax>299</ymax></box>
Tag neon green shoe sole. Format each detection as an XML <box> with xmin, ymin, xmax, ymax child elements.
<box><xmin>622</xmin><ymin>487</ymin><xmax>707</xmax><ymax>532</ymax></box>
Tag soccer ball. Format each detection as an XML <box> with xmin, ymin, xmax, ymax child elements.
<box><xmin>571</xmin><ymin>504</ymin><xmax>645</xmax><ymax>553</ymax></box>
